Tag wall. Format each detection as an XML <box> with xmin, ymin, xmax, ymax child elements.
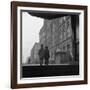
<box><xmin>0</xmin><ymin>0</ymin><xmax>89</xmax><ymax>90</ymax></box>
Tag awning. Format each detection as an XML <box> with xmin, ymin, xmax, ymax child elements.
<box><xmin>27</xmin><ymin>10</ymin><xmax>80</xmax><ymax>19</ymax></box>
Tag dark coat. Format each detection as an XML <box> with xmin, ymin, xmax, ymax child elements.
<box><xmin>44</xmin><ymin>49</ymin><xmax>50</xmax><ymax>59</ymax></box>
<box><xmin>38</xmin><ymin>48</ymin><xmax>45</xmax><ymax>59</ymax></box>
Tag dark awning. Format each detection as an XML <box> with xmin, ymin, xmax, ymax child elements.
<box><xmin>25</xmin><ymin>10</ymin><xmax>80</xmax><ymax>19</ymax></box>
<box><xmin>28</xmin><ymin>12</ymin><xmax>67</xmax><ymax>19</ymax></box>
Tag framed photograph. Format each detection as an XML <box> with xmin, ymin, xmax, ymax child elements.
<box><xmin>11</xmin><ymin>1</ymin><xmax>88</xmax><ymax>89</ymax></box>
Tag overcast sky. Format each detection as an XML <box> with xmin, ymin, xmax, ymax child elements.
<box><xmin>22</xmin><ymin>12</ymin><xmax>44</xmax><ymax>63</ymax></box>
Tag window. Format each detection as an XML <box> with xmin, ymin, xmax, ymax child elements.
<box><xmin>67</xmin><ymin>44</ymin><xmax>70</xmax><ymax>50</ymax></box>
<box><xmin>63</xmin><ymin>30</ymin><xmax>66</xmax><ymax>40</ymax></box>
<box><xmin>66</xmin><ymin>18</ymin><xmax>72</xmax><ymax>37</ymax></box>
<box><xmin>63</xmin><ymin>46</ymin><xmax>65</xmax><ymax>51</ymax></box>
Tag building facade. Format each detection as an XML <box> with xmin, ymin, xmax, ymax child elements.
<box><xmin>39</xmin><ymin>15</ymin><xmax>79</xmax><ymax>64</ymax></box>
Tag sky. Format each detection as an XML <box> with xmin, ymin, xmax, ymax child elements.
<box><xmin>22</xmin><ymin>12</ymin><xmax>44</xmax><ymax>63</ymax></box>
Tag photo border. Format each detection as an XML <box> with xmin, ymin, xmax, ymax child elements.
<box><xmin>11</xmin><ymin>1</ymin><xmax>88</xmax><ymax>89</ymax></box>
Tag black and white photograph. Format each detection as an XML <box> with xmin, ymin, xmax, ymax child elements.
<box><xmin>21</xmin><ymin>10</ymin><xmax>79</xmax><ymax>78</ymax></box>
<box><xmin>11</xmin><ymin>1</ymin><xmax>87</xmax><ymax>88</ymax></box>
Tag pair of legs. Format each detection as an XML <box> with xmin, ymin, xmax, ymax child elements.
<box><xmin>40</xmin><ymin>58</ymin><xmax>44</xmax><ymax>66</ymax></box>
<box><xmin>40</xmin><ymin>58</ymin><xmax>49</xmax><ymax>66</ymax></box>
<box><xmin>45</xmin><ymin>58</ymin><xmax>49</xmax><ymax>66</ymax></box>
